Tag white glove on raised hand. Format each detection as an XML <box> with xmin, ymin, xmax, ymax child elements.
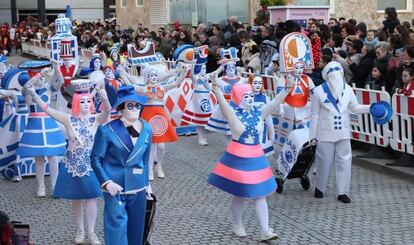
<box><xmin>105</xmin><ymin>182</ymin><xmax>124</xmax><ymax>196</ymax></box>
<box><xmin>286</xmin><ymin>75</ymin><xmax>295</xmax><ymax>91</ymax></box>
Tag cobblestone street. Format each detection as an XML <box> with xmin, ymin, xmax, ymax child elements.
<box><xmin>2</xmin><ymin>132</ymin><xmax>414</xmax><ymax>245</ymax></box>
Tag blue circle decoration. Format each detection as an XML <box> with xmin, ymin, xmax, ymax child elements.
<box><xmin>282</xmin><ymin>122</ymin><xmax>289</xmax><ymax>129</ymax></box>
<box><xmin>298</xmin><ymin>124</ymin><xmax>304</xmax><ymax>129</ymax></box>
<box><xmin>307</xmin><ymin>121</ymin><xmax>311</xmax><ymax>128</ymax></box>
<box><xmin>285</xmin><ymin>151</ymin><xmax>293</xmax><ymax>163</ymax></box>
<box><xmin>224</xmin><ymin>85</ymin><xmax>232</xmax><ymax>94</ymax></box>
<box><xmin>280</xmin><ymin>137</ymin><xmax>286</xmax><ymax>144</ymax></box>
<box><xmin>200</xmin><ymin>99</ymin><xmax>212</xmax><ymax>112</ymax></box>
<box><xmin>273</xmin><ymin>118</ymin><xmax>279</xmax><ymax>125</ymax></box>
<box><xmin>76</xmin><ymin>165</ymin><xmax>88</xmax><ymax>175</ymax></box>
<box><xmin>274</xmin><ymin>134</ymin><xmax>278</xmax><ymax>140</ymax></box>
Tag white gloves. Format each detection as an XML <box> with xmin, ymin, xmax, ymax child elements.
<box><xmin>105</xmin><ymin>181</ymin><xmax>124</xmax><ymax>196</ymax></box>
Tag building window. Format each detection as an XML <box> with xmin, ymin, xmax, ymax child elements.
<box><xmin>136</xmin><ymin>0</ymin><xmax>144</xmax><ymax>6</ymax></box>
<box><xmin>121</xmin><ymin>0</ymin><xmax>127</xmax><ymax>8</ymax></box>
<box><xmin>378</xmin><ymin>0</ymin><xmax>409</xmax><ymax>11</ymax></box>
<box><xmin>297</xmin><ymin>0</ymin><xmax>330</xmax><ymax>6</ymax></box>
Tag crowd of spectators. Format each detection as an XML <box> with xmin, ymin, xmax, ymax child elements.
<box><xmin>1</xmin><ymin>7</ymin><xmax>414</xmax><ymax>95</ymax></box>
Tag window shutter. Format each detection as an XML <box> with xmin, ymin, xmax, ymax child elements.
<box><xmin>149</xmin><ymin>0</ymin><xmax>169</xmax><ymax>25</ymax></box>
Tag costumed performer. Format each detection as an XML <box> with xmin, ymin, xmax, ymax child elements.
<box><xmin>183</xmin><ymin>45</ymin><xmax>216</xmax><ymax>146</ymax></box>
<box><xmin>249</xmin><ymin>74</ymin><xmax>275</xmax><ymax>156</ymax></box>
<box><xmin>91</xmin><ymin>85</ymin><xmax>152</xmax><ymax>245</ymax></box>
<box><xmin>0</xmin><ymin>85</ymin><xmax>29</xmax><ymax>181</ymax></box>
<box><xmin>205</xmin><ymin>47</ymin><xmax>247</xmax><ymax>143</ymax></box>
<box><xmin>105</xmin><ymin>48</ymin><xmax>126</xmax><ymax>71</ymax></box>
<box><xmin>207</xmin><ymin>69</ymin><xmax>295</xmax><ymax>241</ymax></box>
<box><xmin>310</xmin><ymin>61</ymin><xmax>393</xmax><ymax>203</ymax></box>
<box><xmin>27</xmin><ymin>79</ymin><xmax>110</xmax><ymax>244</ymax></box>
<box><xmin>17</xmin><ymin>60</ymin><xmax>66</xmax><ymax>197</ymax></box>
<box><xmin>132</xmin><ymin>64</ymin><xmax>187</xmax><ymax>180</ymax></box>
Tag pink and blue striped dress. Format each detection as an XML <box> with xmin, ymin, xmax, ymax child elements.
<box><xmin>208</xmin><ymin>105</ymin><xmax>277</xmax><ymax>198</ymax></box>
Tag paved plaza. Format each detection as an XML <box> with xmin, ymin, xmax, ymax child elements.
<box><xmin>2</xmin><ymin>132</ymin><xmax>414</xmax><ymax>245</ymax></box>
<box><xmin>2</xmin><ymin>54</ymin><xmax>414</xmax><ymax>244</ymax></box>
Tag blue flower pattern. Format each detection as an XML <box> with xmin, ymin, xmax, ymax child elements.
<box><xmin>232</xmin><ymin>105</ymin><xmax>262</xmax><ymax>145</ymax></box>
<box><xmin>61</xmin><ymin>116</ymin><xmax>97</xmax><ymax>177</ymax></box>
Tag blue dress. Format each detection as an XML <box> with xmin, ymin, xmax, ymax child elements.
<box><xmin>53</xmin><ymin>115</ymin><xmax>102</xmax><ymax>199</ymax></box>
<box><xmin>0</xmin><ymin>95</ymin><xmax>30</xmax><ymax>179</ymax></box>
<box><xmin>208</xmin><ymin>105</ymin><xmax>277</xmax><ymax>198</ymax></box>
<box><xmin>16</xmin><ymin>88</ymin><xmax>66</xmax><ymax>157</ymax></box>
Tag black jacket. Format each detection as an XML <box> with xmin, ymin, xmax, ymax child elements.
<box><xmin>349</xmin><ymin>50</ymin><xmax>376</xmax><ymax>88</ymax></box>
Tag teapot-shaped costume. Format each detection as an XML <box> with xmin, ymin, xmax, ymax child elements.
<box><xmin>17</xmin><ymin>60</ymin><xmax>67</xmax><ymax>197</ymax></box>
<box><xmin>205</xmin><ymin>48</ymin><xmax>247</xmax><ymax>142</ymax></box>
<box><xmin>274</xmin><ymin>33</ymin><xmax>315</xmax><ymax>155</ymax></box>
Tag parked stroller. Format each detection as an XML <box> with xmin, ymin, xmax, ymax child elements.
<box><xmin>274</xmin><ymin>128</ymin><xmax>317</xmax><ymax>193</ymax></box>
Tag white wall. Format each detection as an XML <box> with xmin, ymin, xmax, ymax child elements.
<box><xmin>16</xmin><ymin>0</ymin><xmax>37</xmax><ymax>9</ymax></box>
<box><xmin>0</xmin><ymin>0</ymin><xmax>11</xmax><ymax>8</ymax></box>
<box><xmin>0</xmin><ymin>9</ymin><xmax>12</xmax><ymax>24</ymax></box>
<box><xmin>71</xmin><ymin>9</ymin><xmax>104</xmax><ymax>21</ymax></box>
<box><xmin>45</xmin><ymin>0</ymin><xmax>104</xmax><ymax>9</ymax></box>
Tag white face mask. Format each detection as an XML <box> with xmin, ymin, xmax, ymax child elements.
<box><xmin>147</xmin><ymin>70</ymin><xmax>158</xmax><ymax>84</ymax></box>
<box><xmin>79</xmin><ymin>96</ymin><xmax>92</xmax><ymax>115</ymax></box>
<box><xmin>226</xmin><ymin>64</ymin><xmax>236</xmax><ymax>77</ymax></box>
<box><xmin>239</xmin><ymin>91</ymin><xmax>255</xmax><ymax>110</ymax></box>
<box><xmin>111</xmin><ymin>52</ymin><xmax>119</xmax><ymax>61</ymax></box>
<box><xmin>293</xmin><ymin>64</ymin><xmax>304</xmax><ymax>77</ymax></box>
<box><xmin>94</xmin><ymin>59</ymin><xmax>101</xmax><ymax>71</ymax></box>
<box><xmin>199</xmin><ymin>65</ymin><xmax>207</xmax><ymax>76</ymax></box>
<box><xmin>104</xmin><ymin>69</ymin><xmax>115</xmax><ymax>79</ymax></box>
<box><xmin>252</xmin><ymin>78</ymin><xmax>263</xmax><ymax>93</ymax></box>
<box><xmin>121</xmin><ymin>102</ymin><xmax>141</xmax><ymax>122</ymax></box>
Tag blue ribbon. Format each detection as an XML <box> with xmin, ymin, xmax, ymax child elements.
<box><xmin>322</xmin><ymin>82</ymin><xmax>340</xmax><ymax>113</ymax></box>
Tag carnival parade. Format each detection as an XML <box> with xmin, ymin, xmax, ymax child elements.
<box><xmin>1</xmin><ymin>1</ymin><xmax>414</xmax><ymax>244</ymax></box>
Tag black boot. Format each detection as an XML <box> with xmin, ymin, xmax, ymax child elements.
<box><xmin>337</xmin><ymin>194</ymin><xmax>351</xmax><ymax>203</ymax></box>
<box><xmin>314</xmin><ymin>188</ymin><xmax>324</xmax><ymax>198</ymax></box>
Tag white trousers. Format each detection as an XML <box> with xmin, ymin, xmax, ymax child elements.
<box><xmin>315</xmin><ymin>140</ymin><xmax>352</xmax><ymax>195</ymax></box>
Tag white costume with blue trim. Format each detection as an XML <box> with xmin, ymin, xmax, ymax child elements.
<box><xmin>310</xmin><ymin>62</ymin><xmax>370</xmax><ymax>196</ymax></box>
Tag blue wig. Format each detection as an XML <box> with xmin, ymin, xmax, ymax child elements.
<box><xmin>79</xmin><ymin>57</ymin><xmax>102</xmax><ymax>77</ymax></box>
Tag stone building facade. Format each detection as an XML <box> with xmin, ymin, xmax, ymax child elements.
<box><xmin>116</xmin><ymin>0</ymin><xmax>414</xmax><ymax>30</ymax></box>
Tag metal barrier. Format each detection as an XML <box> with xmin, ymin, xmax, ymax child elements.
<box><xmin>350</xmin><ymin>84</ymin><xmax>392</xmax><ymax>147</ymax></box>
<box><xmin>389</xmin><ymin>93</ymin><xmax>414</xmax><ymax>155</ymax></box>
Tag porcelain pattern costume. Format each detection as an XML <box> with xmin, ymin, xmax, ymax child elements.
<box><xmin>310</xmin><ymin>62</ymin><xmax>392</xmax><ymax>203</ymax></box>
<box><xmin>91</xmin><ymin>85</ymin><xmax>152</xmax><ymax>245</ymax></box>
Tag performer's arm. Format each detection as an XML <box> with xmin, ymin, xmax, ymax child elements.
<box><xmin>348</xmin><ymin>89</ymin><xmax>370</xmax><ymax>114</ymax></box>
<box><xmin>309</xmin><ymin>91</ymin><xmax>320</xmax><ymax>140</ymax></box>
<box><xmin>50</xmin><ymin>59</ymin><xmax>64</xmax><ymax>91</ymax></box>
<box><xmin>262</xmin><ymin>75</ymin><xmax>294</xmax><ymax>119</ymax></box>
<box><xmin>25</xmin><ymin>83</ymin><xmax>70</xmax><ymax>127</ymax></box>
<box><xmin>210</xmin><ymin>73</ymin><xmax>244</xmax><ymax>137</ymax></box>
<box><xmin>164</xmin><ymin>65</ymin><xmax>188</xmax><ymax>91</ymax></box>
<box><xmin>96</xmin><ymin>88</ymin><xmax>111</xmax><ymax>124</ymax></box>
<box><xmin>91</xmin><ymin>126</ymin><xmax>111</xmax><ymax>186</ymax></box>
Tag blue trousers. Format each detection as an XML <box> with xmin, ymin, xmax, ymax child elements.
<box><xmin>103</xmin><ymin>191</ymin><xmax>147</xmax><ymax>245</ymax></box>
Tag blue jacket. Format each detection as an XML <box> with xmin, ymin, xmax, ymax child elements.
<box><xmin>91</xmin><ymin>119</ymin><xmax>152</xmax><ymax>192</ymax></box>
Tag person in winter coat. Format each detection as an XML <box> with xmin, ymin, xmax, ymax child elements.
<box><xmin>349</xmin><ymin>45</ymin><xmax>376</xmax><ymax>87</ymax></box>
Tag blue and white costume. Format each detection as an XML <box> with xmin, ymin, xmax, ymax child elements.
<box><xmin>53</xmin><ymin>115</ymin><xmax>102</xmax><ymax>199</ymax></box>
<box><xmin>253</xmin><ymin>93</ymin><xmax>275</xmax><ymax>156</ymax></box>
<box><xmin>205</xmin><ymin>76</ymin><xmax>246</xmax><ymax>134</ymax></box>
<box><xmin>0</xmin><ymin>94</ymin><xmax>29</xmax><ymax>179</ymax></box>
<box><xmin>16</xmin><ymin>87</ymin><xmax>66</xmax><ymax>157</ymax></box>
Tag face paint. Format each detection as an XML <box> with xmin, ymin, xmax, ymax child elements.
<box><xmin>104</xmin><ymin>69</ymin><xmax>115</xmax><ymax>79</ymax></box>
<box><xmin>293</xmin><ymin>64</ymin><xmax>304</xmax><ymax>77</ymax></box>
<box><xmin>121</xmin><ymin>102</ymin><xmax>141</xmax><ymax>122</ymax></box>
<box><xmin>147</xmin><ymin>70</ymin><xmax>158</xmax><ymax>84</ymax></box>
<box><xmin>239</xmin><ymin>91</ymin><xmax>255</xmax><ymax>110</ymax></box>
<box><xmin>199</xmin><ymin>64</ymin><xmax>207</xmax><ymax>76</ymax></box>
<box><xmin>226</xmin><ymin>63</ymin><xmax>236</xmax><ymax>77</ymax></box>
<box><xmin>79</xmin><ymin>96</ymin><xmax>92</xmax><ymax>114</ymax></box>
<box><xmin>94</xmin><ymin>59</ymin><xmax>101</xmax><ymax>71</ymax></box>
<box><xmin>252</xmin><ymin>78</ymin><xmax>263</xmax><ymax>93</ymax></box>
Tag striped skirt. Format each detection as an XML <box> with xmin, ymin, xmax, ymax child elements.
<box><xmin>208</xmin><ymin>141</ymin><xmax>276</xmax><ymax>198</ymax></box>
<box><xmin>16</xmin><ymin>112</ymin><xmax>66</xmax><ymax>157</ymax></box>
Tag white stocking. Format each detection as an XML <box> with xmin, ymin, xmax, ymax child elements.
<box><xmin>47</xmin><ymin>156</ymin><xmax>59</xmax><ymax>191</ymax></box>
<box><xmin>148</xmin><ymin>143</ymin><xmax>157</xmax><ymax>175</ymax></box>
<box><xmin>254</xmin><ymin>197</ymin><xmax>269</xmax><ymax>232</ymax></box>
<box><xmin>156</xmin><ymin>143</ymin><xmax>165</xmax><ymax>169</ymax></box>
<box><xmin>230</xmin><ymin>196</ymin><xmax>244</xmax><ymax>226</ymax></box>
<box><xmin>34</xmin><ymin>156</ymin><xmax>45</xmax><ymax>188</ymax></box>
<box><xmin>86</xmin><ymin>199</ymin><xmax>97</xmax><ymax>235</ymax></box>
<box><xmin>197</xmin><ymin>126</ymin><xmax>206</xmax><ymax>141</ymax></box>
<box><xmin>72</xmin><ymin>200</ymin><xmax>84</xmax><ymax>231</ymax></box>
